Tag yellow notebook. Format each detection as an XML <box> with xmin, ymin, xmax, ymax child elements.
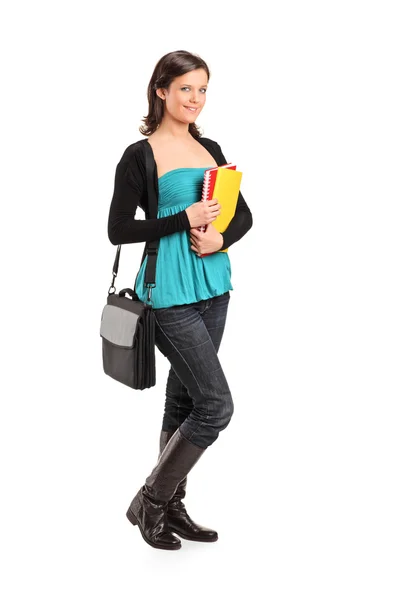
<box><xmin>211</xmin><ymin>167</ymin><xmax>242</xmax><ymax>253</ymax></box>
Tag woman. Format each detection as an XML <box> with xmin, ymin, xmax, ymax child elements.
<box><xmin>107</xmin><ymin>50</ymin><xmax>253</xmax><ymax>550</ymax></box>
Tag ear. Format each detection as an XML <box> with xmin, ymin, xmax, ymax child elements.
<box><xmin>156</xmin><ymin>88</ymin><xmax>166</xmax><ymax>101</ymax></box>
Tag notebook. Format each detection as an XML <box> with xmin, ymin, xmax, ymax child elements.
<box><xmin>198</xmin><ymin>165</ymin><xmax>243</xmax><ymax>257</ymax></box>
<box><xmin>198</xmin><ymin>163</ymin><xmax>236</xmax><ymax>234</ymax></box>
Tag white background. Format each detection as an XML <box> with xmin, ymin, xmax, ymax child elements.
<box><xmin>1</xmin><ymin>1</ymin><xmax>399</xmax><ymax>598</ymax></box>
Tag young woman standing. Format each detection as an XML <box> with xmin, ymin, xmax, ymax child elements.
<box><xmin>108</xmin><ymin>50</ymin><xmax>253</xmax><ymax>550</ymax></box>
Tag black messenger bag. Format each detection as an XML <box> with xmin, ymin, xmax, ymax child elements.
<box><xmin>100</xmin><ymin>140</ymin><xmax>159</xmax><ymax>390</ymax></box>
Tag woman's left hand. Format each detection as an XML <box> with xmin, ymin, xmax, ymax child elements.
<box><xmin>189</xmin><ymin>222</ymin><xmax>224</xmax><ymax>256</ymax></box>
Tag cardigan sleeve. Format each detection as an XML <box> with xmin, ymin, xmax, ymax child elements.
<box><xmin>107</xmin><ymin>148</ymin><xmax>191</xmax><ymax>246</ymax></box>
<box><xmin>215</xmin><ymin>143</ymin><xmax>253</xmax><ymax>251</ymax></box>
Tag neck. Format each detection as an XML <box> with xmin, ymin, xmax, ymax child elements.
<box><xmin>155</xmin><ymin>113</ymin><xmax>193</xmax><ymax>142</ymax></box>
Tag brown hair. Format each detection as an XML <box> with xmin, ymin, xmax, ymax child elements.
<box><xmin>139</xmin><ymin>50</ymin><xmax>210</xmax><ymax>138</ymax></box>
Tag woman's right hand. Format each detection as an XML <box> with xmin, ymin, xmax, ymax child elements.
<box><xmin>185</xmin><ymin>198</ymin><xmax>221</xmax><ymax>228</ymax></box>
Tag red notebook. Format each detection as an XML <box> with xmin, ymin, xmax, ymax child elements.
<box><xmin>198</xmin><ymin>163</ymin><xmax>237</xmax><ymax>233</ymax></box>
<box><xmin>197</xmin><ymin>163</ymin><xmax>237</xmax><ymax>257</ymax></box>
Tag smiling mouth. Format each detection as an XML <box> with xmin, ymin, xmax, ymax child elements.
<box><xmin>184</xmin><ymin>106</ymin><xmax>198</xmax><ymax>112</ymax></box>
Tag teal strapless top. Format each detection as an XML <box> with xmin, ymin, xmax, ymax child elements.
<box><xmin>135</xmin><ymin>167</ymin><xmax>233</xmax><ymax>309</ymax></box>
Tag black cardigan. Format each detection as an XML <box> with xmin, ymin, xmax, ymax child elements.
<box><xmin>107</xmin><ymin>136</ymin><xmax>253</xmax><ymax>252</ymax></box>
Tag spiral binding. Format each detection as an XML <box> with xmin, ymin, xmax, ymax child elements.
<box><xmin>199</xmin><ymin>169</ymin><xmax>213</xmax><ymax>232</ymax></box>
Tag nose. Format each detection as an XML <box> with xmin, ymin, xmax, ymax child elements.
<box><xmin>190</xmin><ymin>91</ymin><xmax>201</xmax><ymax>104</ymax></box>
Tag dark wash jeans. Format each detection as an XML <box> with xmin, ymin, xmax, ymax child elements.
<box><xmin>153</xmin><ymin>291</ymin><xmax>233</xmax><ymax>449</ymax></box>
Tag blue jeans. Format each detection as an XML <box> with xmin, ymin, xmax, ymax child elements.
<box><xmin>153</xmin><ymin>291</ymin><xmax>233</xmax><ymax>449</ymax></box>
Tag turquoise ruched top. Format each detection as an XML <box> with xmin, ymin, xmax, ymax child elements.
<box><xmin>134</xmin><ymin>167</ymin><xmax>233</xmax><ymax>309</ymax></box>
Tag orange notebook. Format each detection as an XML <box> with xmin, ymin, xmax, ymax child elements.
<box><xmin>198</xmin><ymin>165</ymin><xmax>243</xmax><ymax>257</ymax></box>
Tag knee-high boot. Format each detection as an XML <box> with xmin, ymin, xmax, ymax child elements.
<box><xmin>126</xmin><ymin>428</ymin><xmax>206</xmax><ymax>550</ymax></box>
<box><xmin>158</xmin><ymin>430</ymin><xmax>218</xmax><ymax>542</ymax></box>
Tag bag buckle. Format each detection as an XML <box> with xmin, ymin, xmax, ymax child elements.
<box><xmin>108</xmin><ymin>270</ymin><xmax>117</xmax><ymax>294</ymax></box>
<box><xmin>146</xmin><ymin>283</ymin><xmax>156</xmax><ymax>305</ymax></box>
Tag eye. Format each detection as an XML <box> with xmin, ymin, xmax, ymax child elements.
<box><xmin>180</xmin><ymin>87</ymin><xmax>207</xmax><ymax>93</ymax></box>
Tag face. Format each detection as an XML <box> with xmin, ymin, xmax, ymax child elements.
<box><xmin>156</xmin><ymin>68</ymin><xmax>208</xmax><ymax>124</ymax></box>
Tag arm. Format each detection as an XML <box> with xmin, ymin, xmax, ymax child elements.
<box><xmin>107</xmin><ymin>150</ymin><xmax>191</xmax><ymax>246</ymax></box>
<box><xmin>216</xmin><ymin>143</ymin><xmax>253</xmax><ymax>251</ymax></box>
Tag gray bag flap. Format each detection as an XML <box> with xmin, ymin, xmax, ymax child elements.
<box><xmin>100</xmin><ymin>304</ymin><xmax>139</xmax><ymax>348</ymax></box>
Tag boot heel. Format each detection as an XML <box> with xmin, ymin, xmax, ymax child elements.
<box><xmin>126</xmin><ymin>508</ymin><xmax>138</xmax><ymax>526</ymax></box>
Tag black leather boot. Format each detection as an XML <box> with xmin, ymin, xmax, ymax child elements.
<box><xmin>158</xmin><ymin>430</ymin><xmax>218</xmax><ymax>542</ymax></box>
<box><xmin>126</xmin><ymin>428</ymin><xmax>206</xmax><ymax>550</ymax></box>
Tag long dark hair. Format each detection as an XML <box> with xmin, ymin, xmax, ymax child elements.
<box><xmin>139</xmin><ymin>50</ymin><xmax>210</xmax><ymax>138</ymax></box>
